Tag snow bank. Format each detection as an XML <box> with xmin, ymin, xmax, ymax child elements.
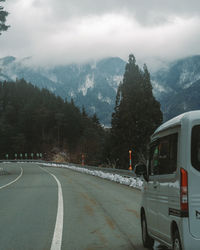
<box><xmin>40</xmin><ymin>162</ymin><xmax>143</xmax><ymax>190</ymax></box>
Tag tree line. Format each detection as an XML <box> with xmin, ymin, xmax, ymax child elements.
<box><xmin>0</xmin><ymin>79</ymin><xmax>106</xmax><ymax>164</ymax></box>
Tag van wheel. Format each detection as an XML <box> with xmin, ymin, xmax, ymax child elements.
<box><xmin>173</xmin><ymin>230</ymin><xmax>182</xmax><ymax>250</ymax></box>
<box><xmin>141</xmin><ymin>212</ymin><xmax>154</xmax><ymax>248</ymax></box>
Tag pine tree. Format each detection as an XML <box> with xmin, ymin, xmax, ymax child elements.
<box><xmin>0</xmin><ymin>0</ymin><xmax>10</xmax><ymax>35</ymax></box>
<box><xmin>110</xmin><ymin>54</ymin><xmax>163</xmax><ymax>168</ymax></box>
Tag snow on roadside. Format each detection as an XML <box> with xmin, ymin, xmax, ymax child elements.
<box><xmin>40</xmin><ymin>162</ymin><xmax>143</xmax><ymax>190</ymax></box>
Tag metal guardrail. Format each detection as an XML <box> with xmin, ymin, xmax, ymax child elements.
<box><xmin>0</xmin><ymin>159</ymin><xmax>44</xmax><ymax>163</ymax></box>
<box><xmin>0</xmin><ymin>160</ymin><xmax>138</xmax><ymax>178</ymax></box>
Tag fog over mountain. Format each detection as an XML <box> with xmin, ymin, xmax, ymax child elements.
<box><xmin>152</xmin><ymin>55</ymin><xmax>200</xmax><ymax>120</ymax></box>
<box><xmin>0</xmin><ymin>56</ymin><xmax>126</xmax><ymax>125</ymax></box>
<box><xmin>1</xmin><ymin>55</ymin><xmax>200</xmax><ymax>125</ymax></box>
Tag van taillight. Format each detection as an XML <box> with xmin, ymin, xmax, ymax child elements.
<box><xmin>180</xmin><ymin>168</ymin><xmax>188</xmax><ymax>212</ymax></box>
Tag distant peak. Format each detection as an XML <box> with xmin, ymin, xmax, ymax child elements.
<box><xmin>0</xmin><ymin>56</ymin><xmax>16</xmax><ymax>66</ymax></box>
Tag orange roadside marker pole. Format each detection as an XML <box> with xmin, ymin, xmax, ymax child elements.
<box><xmin>129</xmin><ymin>150</ymin><xmax>132</xmax><ymax>170</ymax></box>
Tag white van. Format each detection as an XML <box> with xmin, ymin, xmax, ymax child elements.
<box><xmin>140</xmin><ymin>111</ymin><xmax>200</xmax><ymax>250</ymax></box>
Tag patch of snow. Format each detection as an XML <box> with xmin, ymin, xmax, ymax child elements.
<box><xmin>1</xmin><ymin>63</ymin><xmax>18</xmax><ymax>81</ymax></box>
<box><xmin>45</xmin><ymin>73</ymin><xmax>58</xmax><ymax>83</ymax></box>
<box><xmin>152</xmin><ymin>80</ymin><xmax>169</xmax><ymax>93</ymax></box>
<box><xmin>178</xmin><ymin>69</ymin><xmax>200</xmax><ymax>89</ymax></box>
<box><xmin>78</xmin><ymin>74</ymin><xmax>94</xmax><ymax>96</ymax></box>
<box><xmin>70</xmin><ymin>91</ymin><xmax>76</xmax><ymax>97</ymax></box>
<box><xmin>98</xmin><ymin>93</ymin><xmax>102</xmax><ymax>100</ymax></box>
<box><xmin>40</xmin><ymin>163</ymin><xmax>143</xmax><ymax>190</ymax></box>
<box><xmin>98</xmin><ymin>93</ymin><xmax>112</xmax><ymax>104</ymax></box>
<box><xmin>110</xmin><ymin>75</ymin><xmax>123</xmax><ymax>92</ymax></box>
<box><xmin>112</xmin><ymin>75</ymin><xmax>123</xmax><ymax>85</ymax></box>
<box><xmin>183</xmin><ymin>82</ymin><xmax>194</xmax><ymax>89</ymax></box>
<box><xmin>49</xmin><ymin>87</ymin><xmax>56</xmax><ymax>92</ymax></box>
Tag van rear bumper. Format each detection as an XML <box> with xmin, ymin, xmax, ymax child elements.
<box><xmin>182</xmin><ymin>234</ymin><xmax>200</xmax><ymax>250</ymax></box>
<box><xmin>181</xmin><ymin>220</ymin><xmax>200</xmax><ymax>250</ymax></box>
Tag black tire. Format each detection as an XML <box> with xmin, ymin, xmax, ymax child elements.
<box><xmin>173</xmin><ymin>230</ymin><xmax>182</xmax><ymax>250</ymax></box>
<box><xmin>141</xmin><ymin>212</ymin><xmax>154</xmax><ymax>248</ymax></box>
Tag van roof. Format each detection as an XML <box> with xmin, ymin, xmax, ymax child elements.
<box><xmin>153</xmin><ymin>110</ymin><xmax>200</xmax><ymax>135</ymax></box>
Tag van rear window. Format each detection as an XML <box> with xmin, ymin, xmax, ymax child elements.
<box><xmin>191</xmin><ymin>125</ymin><xmax>200</xmax><ymax>171</ymax></box>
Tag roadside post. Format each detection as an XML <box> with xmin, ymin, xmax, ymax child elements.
<box><xmin>129</xmin><ymin>150</ymin><xmax>132</xmax><ymax>171</ymax></box>
<box><xmin>25</xmin><ymin>153</ymin><xmax>28</xmax><ymax>159</ymax></box>
<box><xmin>82</xmin><ymin>154</ymin><xmax>85</xmax><ymax>166</ymax></box>
<box><xmin>20</xmin><ymin>153</ymin><xmax>23</xmax><ymax>159</ymax></box>
<box><xmin>31</xmin><ymin>153</ymin><xmax>34</xmax><ymax>159</ymax></box>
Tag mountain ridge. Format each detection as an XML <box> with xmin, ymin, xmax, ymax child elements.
<box><xmin>0</xmin><ymin>56</ymin><xmax>126</xmax><ymax>125</ymax></box>
<box><xmin>1</xmin><ymin>55</ymin><xmax>200</xmax><ymax>124</ymax></box>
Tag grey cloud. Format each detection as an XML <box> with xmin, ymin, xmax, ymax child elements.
<box><xmin>1</xmin><ymin>0</ymin><xmax>200</xmax><ymax>70</ymax></box>
<box><xmin>32</xmin><ymin>0</ymin><xmax>200</xmax><ymax>25</ymax></box>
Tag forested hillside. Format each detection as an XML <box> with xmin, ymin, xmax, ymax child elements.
<box><xmin>0</xmin><ymin>79</ymin><xmax>106</xmax><ymax>164</ymax></box>
<box><xmin>0</xmin><ymin>56</ymin><xmax>126</xmax><ymax>125</ymax></box>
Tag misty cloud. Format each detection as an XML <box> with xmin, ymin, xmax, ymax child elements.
<box><xmin>32</xmin><ymin>0</ymin><xmax>200</xmax><ymax>25</ymax></box>
<box><xmin>1</xmin><ymin>0</ymin><xmax>200</xmax><ymax>69</ymax></box>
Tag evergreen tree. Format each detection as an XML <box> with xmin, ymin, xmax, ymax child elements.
<box><xmin>110</xmin><ymin>54</ymin><xmax>163</xmax><ymax>168</ymax></box>
<box><xmin>92</xmin><ymin>113</ymin><xmax>100</xmax><ymax>126</ymax></box>
<box><xmin>0</xmin><ymin>0</ymin><xmax>9</xmax><ymax>35</ymax></box>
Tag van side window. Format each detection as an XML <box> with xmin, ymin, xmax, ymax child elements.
<box><xmin>169</xmin><ymin>134</ymin><xmax>178</xmax><ymax>173</ymax></box>
<box><xmin>149</xmin><ymin>144</ymin><xmax>159</xmax><ymax>175</ymax></box>
<box><xmin>159</xmin><ymin>139</ymin><xmax>170</xmax><ymax>174</ymax></box>
<box><xmin>159</xmin><ymin>133</ymin><xmax>178</xmax><ymax>175</ymax></box>
<box><xmin>191</xmin><ymin>125</ymin><xmax>200</xmax><ymax>171</ymax></box>
<box><xmin>149</xmin><ymin>133</ymin><xmax>178</xmax><ymax>175</ymax></box>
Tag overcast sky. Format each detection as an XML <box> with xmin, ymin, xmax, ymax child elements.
<box><xmin>1</xmin><ymin>0</ymin><xmax>200</xmax><ymax>69</ymax></box>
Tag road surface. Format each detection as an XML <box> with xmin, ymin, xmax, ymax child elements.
<box><xmin>0</xmin><ymin>162</ymin><xmax>167</xmax><ymax>250</ymax></box>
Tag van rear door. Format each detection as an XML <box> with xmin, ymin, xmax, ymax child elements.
<box><xmin>189</xmin><ymin>125</ymin><xmax>200</xmax><ymax>239</ymax></box>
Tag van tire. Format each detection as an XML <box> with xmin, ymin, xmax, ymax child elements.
<box><xmin>141</xmin><ymin>212</ymin><xmax>154</xmax><ymax>248</ymax></box>
<box><xmin>173</xmin><ymin>230</ymin><xmax>182</xmax><ymax>250</ymax></box>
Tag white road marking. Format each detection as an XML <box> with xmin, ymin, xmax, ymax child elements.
<box><xmin>0</xmin><ymin>166</ymin><xmax>23</xmax><ymax>190</ymax></box>
<box><xmin>39</xmin><ymin>166</ymin><xmax>64</xmax><ymax>250</ymax></box>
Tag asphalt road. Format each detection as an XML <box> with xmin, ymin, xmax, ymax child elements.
<box><xmin>0</xmin><ymin>163</ymin><xmax>167</xmax><ymax>250</ymax></box>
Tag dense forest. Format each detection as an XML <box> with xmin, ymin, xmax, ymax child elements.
<box><xmin>0</xmin><ymin>79</ymin><xmax>106</xmax><ymax>164</ymax></box>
